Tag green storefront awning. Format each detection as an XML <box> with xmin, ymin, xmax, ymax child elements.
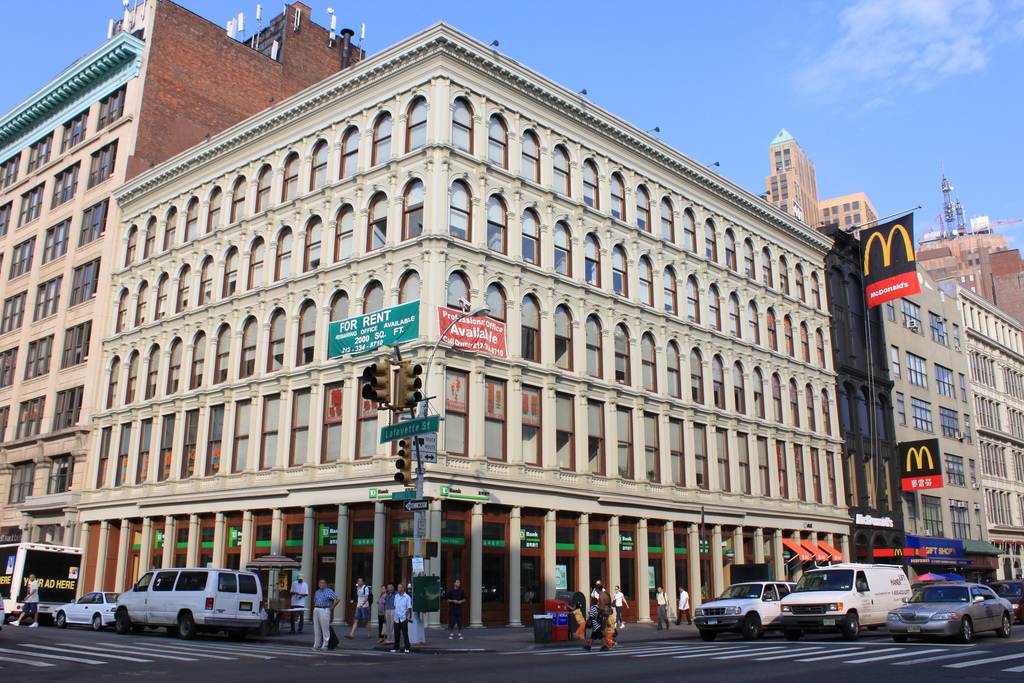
<box><xmin>962</xmin><ymin>540</ymin><xmax>1002</xmax><ymax>555</ymax></box>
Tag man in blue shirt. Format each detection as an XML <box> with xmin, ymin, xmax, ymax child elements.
<box><xmin>311</xmin><ymin>579</ymin><xmax>340</xmax><ymax>651</ymax></box>
<box><xmin>391</xmin><ymin>582</ymin><xmax>413</xmax><ymax>653</ymax></box>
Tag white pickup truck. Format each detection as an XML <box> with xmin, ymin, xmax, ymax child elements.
<box><xmin>694</xmin><ymin>581</ymin><xmax>796</xmax><ymax>640</ymax></box>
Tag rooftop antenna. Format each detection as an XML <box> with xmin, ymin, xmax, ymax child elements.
<box><xmin>293</xmin><ymin>5</ymin><xmax>301</xmax><ymax>31</ymax></box>
<box><xmin>254</xmin><ymin>4</ymin><xmax>262</xmax><ymax>51</ymax></box>
<box><xmin>327</xmin><ymin>8</ymin><xmax>336</xmax><ymax>47</ymax></box>
<box><xmin>237</xmin><ymin>12</ymin><xmax>245</xmax><ymax>40</ymax></box>
<box><xmin>359</xmin><ymin>23</ymin><xmax>365</xmax><ymax>54</ymax></box>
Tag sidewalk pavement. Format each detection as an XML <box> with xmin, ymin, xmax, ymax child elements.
<box><xmin>255</xmin><ymin>619</ymin><xmax>702</xmax><ymax>654</ymax></box>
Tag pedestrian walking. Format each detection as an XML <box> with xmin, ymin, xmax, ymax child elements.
<box><xmin>446</xmin><ymin>579</ymin><xmax>466</xmax><ymax>639</ymax></box>
<box><xmin>346</xmin><ymin>578</ymin><xmax>373</xmax><ymax>639</ymax></box>
<box><xmin>655</xmin><ymin>586</ymin><xmax>670</xmax><ymax>630</ymax></box>
<box><xmin>391</xmin><ymin>583</ymin><xmax>413</xmax><ymax>653</ymax></box>
<box><xmin>591</xmin><ymin>580</ymin><xmax>603</xmax><ymax>604</ymax></box>
<box><xmin>613</xmin><ymin>585</ymin><xmax>628</xmax><ymax>628</ymax></box>
<box><xmin>310</xmin><ymin>579</ymin><xmax>340</xmax><ymax>651</ymax></box>
<box><xmin>676</xmin><ymin>586</ymin><xmax>692</xmax><ymax>625</ymax></box>
<box><xmin>384</xmin><ymin>582</ymin><xmax>396</xmax><ymax>645</ymax></box>
<box><xmin>288</xmin><ymin>573</ymin><xmax>309</xmax><ymax>634</ymax></box>
<box><xmin>13</xmin><ymin>574</ymin><xmax>39</xmax><ymax>627</ymax></box>
<box><xmin>583</xmin><ymin>602</ymin><xmax>608</xmax><ymax>651</ymax></box>
<box><xmin>376</xmin><ymin>585</ymin><xmax>389</xmax><ymax>643</ymax></box>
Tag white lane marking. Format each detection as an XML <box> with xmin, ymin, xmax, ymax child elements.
<box><xmin>944</xmin><ymin>652</ymin><xmax>1024</xmax><ymax>668</ymax></box>
<box><xmin>110</xmin><ymin>643</ymin><xmax>235</xmax><ymax>660</ymax></box>
<box><xmin>0</xmin><ymin>654</ymin><xmax>55</xmax><ymax>668</ymax></box>
<box><xmin>22</xmin><ymin>644</ymin><xmax>152</xmax><ymax>662</ymax></box>
<box><xmin>711</xmin><ymin>647</ymin><xmax>794</xmax><ymax>659</ymax></box>
<box><xmin>891</xmin><ymin>650</ymin><xmax>986</xmax><ymax>665</ymax></box>
<box><xmin>671</xmin><ymin>646</ymin><xmax>762</xmax><ymax>659</ymax></box>
<box><xmin>844</xmin><ymin>648</ymin><xmax>946</xmax><ymax>663</ymax></box>
<box><xmin>1001</xmin><ymin>664</ymin><xmax>1024</xmax><ymax>673</ymax></box>
<box><xmin>794</xmin><ymin>647</ymin><xmax>877</xmax><ymax>661</ymax></box>
<box><xmin>89</xmin><ymin>644</ymin><xmax>198</xmax><ymax>661</ymax></box>
<box><xmin>0</xmin><ymin>647</ymin><xmax>105</xmax><ymax>665</ymax></box>
<box><xmin>753</xmin><ymin>647</ymin><xmax>829</xmax><ymax>660</ymax></box>
<box><xmin>142</xmin><ymin>642</ymin><xmax>275</xmax><ymax>659</ymax></box>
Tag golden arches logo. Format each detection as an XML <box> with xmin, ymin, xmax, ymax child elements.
<box><xmin>905</xmin><ymin>446</ymin><xmax>935</xmax><ymax>472</ymax></box>
<box><xmin>863</xmin><ymin>223</ymin><xmax>915</xmax><ymax>275</ymax></box>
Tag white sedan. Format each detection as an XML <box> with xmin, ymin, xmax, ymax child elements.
<box><xmin>54</xmin><ymin>592</ymin><xmax>120</xmax><ymax>630</ymax></box>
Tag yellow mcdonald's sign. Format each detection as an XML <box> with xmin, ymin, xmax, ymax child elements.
<box><xmin>863</xmin><ymin>222</ymin><xmax>915</xmax><ymax>275</ymax></box>
<box><xmin>905</xmin><ymin>445</ymin><xmax>934</xmax><ymax>472</ymax></box>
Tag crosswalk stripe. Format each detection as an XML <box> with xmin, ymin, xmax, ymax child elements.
<box><xmin>753</xmin><ymin>647</ymin><xmax>829</xmax><ymax>660</ymax></box>
<box><xmin>892</xmin><ymin>650</ymin><xmax>989</xmax><ymax>666</ymax></box>
<box><xmin>794</xmin><ymin>647</ymin><xmax>875</xmax><ymax>661</ymax></box>
<box><xmin>61</xmin><ymin>642</ymin><xmax>197</xmax><ymax>661</ymax></box>
<box><xmin>671</xmin><ymin>646</ymin><xmax>758</xmax><ymax>659</ymax></box>
<box><xmin>22</xmin><ymin>644</ymin><xmax>152</xmax><ymax>662</ymax></box>
<box><xmin>110</xmin><ymin>643</ymin><xmax>235</xmax><ymax>660</ymax></box>
<box><xmin>0</xmin><ymin>654</ymin><xmax>54</xmax><ymax>668</ymax></box>
<box><xmin>944</xmin><ymin>653</ymin><xmax>1024</xmax><ymax>669</ymax></box>
<box><xmin>1001</xmin><ymin>664</ymin><xmax>1024</xmax><ymax>673</ymax></box>
<box><xmin>843</xmin><ymin>648</ymin><xmax>946</xmax><ymax>664</ymax></box>
<box><xmin>0</xmin><ymin>646</ymin><xmax>105</xmax><ymax>665</ymax></box>
<box><xmin>711</xmin><ymin>647</ymin><xmax>793</xmax><ymax>659</ymax></box>
<box><xmin>91</xmin><ymin>644</ymin><xmax>198</xmax><ymax>661</ymax></box>
<box><xmin>144</xmin><ymin>642</ymin><xmax>275</xmax><ymax>659</ymax></box>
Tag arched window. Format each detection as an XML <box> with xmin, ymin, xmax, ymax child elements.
<box><xmin>107</xmin><ymin>357</ymin><xmax>120</xmax><ymax>409</ymax></box>
<box><xmin>282</xmin><ymin>153</ymin><xmax>299</xmax><ymax>201</ymax></box>
<box><xmin>666</xmin><ymin>341</ymin><xmax>681</xmax><ymax>398</ymax></box>
<box><xmin>239</xmin><ymin>318</ymin><xmax>257</xmax><ymax>379</ymax></box>
<box><xmin>612</xmin><ymin>245</ymin><xmax>628</xmax><ymax>296</ymax></box>
<box><xmin>690</xmin><ymin>349</ymin><xmax>704</xmax><ymax>403</ymax></box>
<box><xmin>704</xmin><ymin>220</ymin><xmax>718</xmax><ymax>261</ymax></box>
<box><xmin>641</xmin><ymin>333</ymin><xmax>656</xmax><ymax>392</ymax></box>
<box><xmin>766</xmin><ymin>307</ymin><xmax>778</xmax><ymax>350</ymax></box>
<box><xmin>142</xmin><ymin>217</ymin><xmax>157</xmax><ymax>259</ymax></box>
<box><xmin>167</xmin><ymin>339</ymin><xmax>182</xmax><ymax>394</ymax></box>
<box><xmin>399</xmin><ymin>181</ymin><xmax>424</xmax><ymax>241</ymax></box>
<box><xmin>248</xmin><ymin>238</ymin><xmax>265</xmax><ymax>289</ymax></box>
<box><xmin>771</xmin><ymin>373</ymin><xmax>783</xmax><ymax>423</ymax></box>
<box><xmin>663</xmin><ymin>267</ymin><xmax>678</xmax><ymax>315</ymax></box>
<box><xmin>638</xmin><ymin>257</ymin><xmax>653</xmax><ymax>306</ymax></box>
<box><xmin>135</xmin><ymin>282</ymin><xmax>148</xmax><ymax>327</ymax></box>
<box><xmin>446</xmin><ymin>272</ymin><xmax>469</xmax><ymax>310</ymax></box>
<box><xmin>190</xmin><ymin>332</ymin><xmax>206</xmax><ymax>389</ymax></box>
<box><xmin>449</xmin><ymin>181</ymin><xmax>470</xmax><ymax>241</ymax></box>
<box><xmin>406</xmin><ymin>98</ymin><xmax>427</xmax><ymax>152</ymax></box>
<box><xmin>800</xmin><ymin>322</ymin><xmax>810</xmax><ymax>362</ymax></box>
<box><xmin>487</xmin><ymin>114</ymin><xmax>507</xmax><ymax>166</ymax></box>
<box><xmin>811</xmin><ymin>272</ymin><xmax>822</xmax><ymax>309</ymax></box>
<box><xmin>725</xmin><ymin>230</ymin><xmax>737</xmax><ymax>271</ymax></box>
<box><xmin>779</xmin><ymin>256</ymin><xmax>790</xmax><ymax>295</ymax></box>
<box><xmin>275</xmin><ymin>227</ymin><xmax>293</xmax><ymax>280</ymax></box>
<box><xmin>297</xmin><ymin>300</ymin><xmax>316</xmax><ymax>366</ymax></box>
<box><xmin>207</xmin><ymin>187</ymin><xmax>222</xmax><ymax>234</ymax></box>
<box><xmin>330</xmin><ymin>291</ymin><xmax>350</xmax><ymax>321</ymax></box>
<box><xmin>521</xmin><ymin>209</ymin><xmax>539</xmax><ymax>264</ymax></box>
<box><xmin>214</xmin><ymin>325</ymin><xmax>231</xmax><ymax>384</ymax></box>
<box><xmin>145</xmin><ymin>345</ymin><xmax>160</xmax><ymax>400</ymax></box>
<box><xmin>661</xmin><ymin>198</ymin><xmax>674</xmax><ymax>241</ymax></box>
<box><xmin>184</xmin><ymin>198</ymin><xmax>199</xmax><ymax>242</ymax></box>
<box><xmin>733</xmin><ymin>362</ymin><xmax>746</xmax><ymax>413</ymax></box>
<box><xmin>230</xmin><ymin>176</ymin><xmax>247</xmax><ymax>223</ymax></box>
<box><xmin>610</xmin><ymin>173</ymin><xmax>625</xmax><ymax>219</ymax></box>
<box><xmin>255</xmin><ymin>165</ymin><xmax>272</xmax><ymax>213</ymax></box>
<box><xmin>636</xmin><ymin>186</ymin><xmax>650</xmax><ymax>232</ymax></box>
<box><xmin>729</xmin><ymin>293</ymin><xmax>741</xmax><ymax>337</ymax></box>
<box><xmin>115</xmin><ymin>289</ymin><xmax>128</xmax><ymax>333</ymax></box>
<box><xmin>521</xmin><ymin>295</ymin><xmax>540</xmax><ymax>362</ymax></box>
<box><xmin>762</xmin><ymin>248</ymin><xmax>774</xmax><ymax>288</ymax></box>
<box><xmin>340</xmin><ymin>127</ymin><xmax>359</xmax><ymax>179</ymax></box>
<box><xmin>708</xmin><ymin>285</ymin><xmax>722</xmax><ymax>331</ymax></box>
<box><xmin>821</xmin><ymin>389</ymin><xmax>832</xmax><ymax>436</ymax></box>
<box><xmin>163</xmin><ymin>207</ymin><xmax>177</xmax><ymax>251</ymax></box>
<box><xmin>485</xmin><ymin>283</ymin><xmax>506</xmax><ymax>321</ymax></box>
<box><xmin>614</xmin><ymin>324</ymin><xmax>630</xmax><ymax>384</ymax></box>
<box><xmin>554</xmin><ymin>305</ymin><xmax>572</xmax><ymax>370</ymax></box>
<box><xmin>521</xmin><ymin>130</ymin><xmax>540</xmax><ymax>182</ymax></box>
<box><xmin>310</xmin><ymin>140</ymin><xmax>329</xmax><ymax>191</ymax></box>
<box><xmin>367</xmin><ymin>193</ymin><xmax>388</xmax><ymax>250</ymax></box>
<box><xmin>686</xmin><ymin>276</ymin><xmax>700</xmax><ymax>323</ymax></box>
<box><xmin>198</xmin><ymin>256</ymin><xmax>214</xmax><ymax>305</ymax></box>
<box><xmin>789</xmin><ymin>379</ymin><xmax>800</xmax><ymax>427</ymax></box>
<box><xmin>552</xmin><ymin>145</ymin><xmax>570</xmax><ymax>196</ymax></box>
<box><xmin>221</xmin><ymin>247</ymin><xmax>238</xmax><ymax>298</ymax></box>
<box><xmin>372</xmin><ymin>113</ymin><xmax>392</xmax><ymax>165</ymax></box>
<box><xmin>816</xmin><ymin>329</ymin><xmax>826</xmax><ymax>368</ymax></box>
<box><xmin>125</xmin><ymin>226</ymin><xmax>138</xmax><ymax>267</ymax></box>
<box><xmin>582</xmin><ymin>160</ymin><xmax>599</xmax><ymax>208</ymax></box>
<box><xmin>154</xmin><ymin>273</ymin><xmax>168</xmax><ymax>320</ymax></box>
<box><xmin>363</xmin><ymin>281</ymin><xmax>384</xmax><ymax>313</ymax></box>
<box><xmin>585</xmin><ymin>234</ymin><xmax>600</xmax><ymax>286</ymax></box>
<box><xmin>586</xmin><ymin>315</ymin><xmax>602</xmax><ymax>378</ymax></box>
<box><xmin>744</xmin><ymin>239</ymin><xmax>755</xmax><ymax>279</ymax></box>
<box><xmin>176</xmin><ymin>265</ymin><xmax>191</xmax><ymax>313</ymax></box>
<box><xmin>712</xmin><ymin>355</ymin><xmax>725</xmax><ymax>408</ymax></box>
<box><xmin>753</xmin><ymin>368</ymin><xmax>765</xmax><ymax>418</ymax></box>
<box><xmin>795</xmin><ymin>264</ymin><xmax>806</xmax><ymax>302</ymax></box>
<box><xmin>267</xmin><ymin>309</ymin><xmax>286</xmax><ymax>372</ymax></box>
<box><xmin>400</xmin><ymin>272</ymin><xmax>421</xmax><ymax>304</ymax></box>
<box><xmin>806</xmin><ymin>384</ymin><xmax>816</xmax><ymax>432</ymax></box>
<box><xmin>452</xmin><ymin>98</ymin><xmax>473</xmax><ymax>152</ymax></box>
<box><xmin>486</xmin><ymin>195</ymin><xmax>506</xmax><ymax>253</ymax></box>
<box><xmin>784</xmin><ymin>315</ymin><xmax>794</xmax><ymax>357</ymax></box>
<box><xmin>747</xmin><ymin>301</ymin><xmax>760</xmax><ymax>344</ymax></box>
<box><xmin>554</xmin><ymin>222</ymin><xmax>570</xmax><ymax>276</ymax></box>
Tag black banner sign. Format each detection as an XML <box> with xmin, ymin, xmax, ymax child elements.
<box><xmin>861</xmin><ymin>213</ymin><xmax>921</xmax><ymax>307</ymax></box>
<box><xmin>899</xmin><ymin>437</ymin><xmax>943</xmax><ymax>491</ymax></box>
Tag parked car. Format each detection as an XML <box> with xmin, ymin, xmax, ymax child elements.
<box><xmin>54</xmin><ymin>592</ymin><xmax>119</xmax><ymax>630</ymax></box>
<box><xmin>115</xmin><ymin>568</ymin><xmax>264</xmax><ymax>640</ymax></box>
<box><xmin>989</xmin><ymin>581</ymin><xmax>1023</xmax><ymax>624</ymax></box>
<box><xmin>694</xmin><ymin>581</ymin><xmax>796</xmax><ymax>640</ymax></box>
<box><xmin>887</xmin><ymin>582</ymin><xmax>1012</xmax><ymax>643</ymax></box>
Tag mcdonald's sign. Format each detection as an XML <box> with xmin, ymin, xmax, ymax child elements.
<box><xmin>899</xmin><ymin>438</ymin><xmax>943</xmax><ymax>491</ymax></box>
<box><xmin>860</xmin><ymin>213</ymin><xmax>922</xmax><ymax>307</ymax></box>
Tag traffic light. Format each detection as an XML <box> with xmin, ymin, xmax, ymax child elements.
<box><xmin>396</xmin><ymin>361</ymin><xmax>424</xmax><ymax>408</ymax></box>
<box><xmin>395</xmin><ymin>438</ymin><xmax>414</xmax><ymax>485</ymax></box>
<box><xmin>361</xmin><ymin>362</ymin><xmax>392</xmax><ymax>406</ymax></box>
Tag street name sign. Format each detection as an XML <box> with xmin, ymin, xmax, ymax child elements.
<box><xmin>404</xmin><ymin>499</ymin><xmax>429</xmax><ymax>511</ymax></box>
<box><xmin>380</xmin><ymin>415</ymin><xmax>439</xmax><ymax>444</ymax></box>
<box><xmin>327</xmin><ymin>300</ymin><xmax>419</xmax><ymax>358</ymax></box>
<box><xmin>391</xmin><ymin>490</ymin><xmax>417</xmax><ymax>501</ymax></box>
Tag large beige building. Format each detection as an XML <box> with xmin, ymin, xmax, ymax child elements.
<box><xmin>819</xmin><ymin>193</ymin><xmax>877</xmax><ymax>232</ymax></box>
<box><xmin>78</xmin><ymin>23</ymin><xmax>848</xmax><ymax>627</ymax></box>
<box><xmin>764</xmin><ymin>129</ymin><xmax>820</xmax><ymax>229</ymax></box>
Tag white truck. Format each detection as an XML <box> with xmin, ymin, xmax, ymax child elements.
<box><xmin>694</xmin><ymin>581</ymin><xmax>796</xmax><ymax>640</ymax></box>
<box><xmin>0</xmin><ymin>543</ymin><xmax>83</xmax><ymax>623</ymax></box>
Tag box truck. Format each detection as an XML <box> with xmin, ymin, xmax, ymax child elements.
<box><xmin>0</xmin><ymin>543</ymin><xmax>83</xmax><ymax>623</ymax></box>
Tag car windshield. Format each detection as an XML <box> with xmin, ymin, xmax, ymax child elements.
<box><xmin>793</xmin><ymin>570</ymin><xmax>853</xmax><ymax>593</ymax></box>
<box><xmin>720</xmin><ymin>584</ymin><xmax>763</xmax><ymax>600</ymax></box>
<box><xmin>991</xmin><ymin>583</ymin><xmax>1022</xmax><ymax>598</ymax></box>
<box><xmin>910</xmin><ymin>586</ymin><xmax>969</xmax><ymax>603</ymax></box>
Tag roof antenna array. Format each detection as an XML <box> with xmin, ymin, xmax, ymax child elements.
<box><xmin>293</xmin><ymin>6</ymin><xmax>301</xmax><ymax>31</ymax></box>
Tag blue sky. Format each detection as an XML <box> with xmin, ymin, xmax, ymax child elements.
<box><xmin>4</xmin><ymin>0</ymin><xmax>1023</xmax><ymax>249</ymax></box>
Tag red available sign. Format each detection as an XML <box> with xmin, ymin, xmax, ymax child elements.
<box><xmin>437</xmin><ymin>306</ymin><xmax>508</xmax><ymax>359</ymax></box>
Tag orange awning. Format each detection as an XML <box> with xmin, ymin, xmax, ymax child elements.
<box><xmin>782</xmin><ymin>538</ymin><xmax>812</xmax><ymax>562</ymax></box>
<box><xmin>800</xmin><ymin>540</ymin><xmax>830</xmax><ymax>563</ymax></box>
<box><xmin>815</xmin><ymin>540</ymin><xmax>844</xmax><ymax>562</ymax></box>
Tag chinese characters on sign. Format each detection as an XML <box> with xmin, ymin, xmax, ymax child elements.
<box><xmin>899</xmin><ymin>438</ymin><xmax>943</xmax><ymax>491</ymax></box>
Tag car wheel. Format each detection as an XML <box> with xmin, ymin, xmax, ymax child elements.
<box><xmin>55</xmin><ymin>611</ymin><xmax>67</xmax><ymax>629</ymax></box>
<box><xmin>92</xmin><ymin>613</ymin><xmax>105</xmax><ymax>631</ymax></box>
<box><xmin>115</xmin><ymin>609</ymin><xmax>132</xmax><ymax>635</ymax></box>
<box><xmin>784</xmin><ymin>629</ymin><xmax>802</xmax><ymax>641</ymax></box>
<box><xmin>742</xmin><ymin>613</ymin><xmax>763</xmax><ymax>641</ymax></box>
<box><xmin>699</xmin><ymin>630</ymin><xmax>716</xmax><ymax>642</ymax></box>
<box><xmin>997</xmin><ymin>613</ymin><xmax>1011</xmax><ymax>638</ymax></box>
<box><xmin>178</xmin><ymin>613</ymin><xmax>197</xmax><ymax>640</ymax></box>
<box><xmin>956</xmin><ymin>616</ymin><xmax>972</xmax><ymax>644</ymax></box>
<box><xmin>891</xmin><ymin>634</ymin><xmax>908</xmax><ymax>643</ymax></box>
<box><xmin>841</xmin><ymin>613</ymin><xmax>860</xmax><ymax>641</ymax></box>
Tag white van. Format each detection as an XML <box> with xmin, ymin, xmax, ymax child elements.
<box><xmin>779</xmin><ymin>563</ymin><xmax>911</xmax><ymax>641</ymax></box>
<box><xmin>115</xmin><ymin>568</ymin><xmax>264</xmax><ymax>640</ymax></box>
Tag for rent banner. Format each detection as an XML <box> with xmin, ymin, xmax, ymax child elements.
<box><xmin>437</xmin><ymin>307</ymin><xmax>508</xmax><ymax>359</ymax></box>
<box><xmin>861</xmin><ymin>213</ymin><xmax>921</xmax><ymax>307</ymax></box>
<box><xmin>899</xmin><ymin>437</ymin><xmax>943</xmax><ymax>492</ymax></box>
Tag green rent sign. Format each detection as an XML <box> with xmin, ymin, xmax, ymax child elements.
<box><xmin>327</xmin><ymin>301</ymin><xmax>420</xmax><ymax>358</ymax></box>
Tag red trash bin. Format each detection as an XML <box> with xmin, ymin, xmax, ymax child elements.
<box><xmin>545</xmin><ymin>599</ymin><xmax>572</xmax><ymax>641</ymax></box>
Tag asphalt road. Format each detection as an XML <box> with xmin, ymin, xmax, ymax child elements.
<box><xmin>1</xmin><ymin>623</ymin><xmax>1023</xmax><ymax>682</ymax></box>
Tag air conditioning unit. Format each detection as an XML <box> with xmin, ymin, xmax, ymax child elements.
<box><xmin>974</xmin><ymin>503</ymin><xmax>981</xmax><ymax>510</ymax></box>
<box><xmin>972</xmin><ymin>483</ymin><xmax>980</xmax><ymax>490</ymax></box>
<box><xmin>954</xmin><ymin>431</ymin><xmax>965</xmax><ymax>441</ymax></box>
<box><xmin>955</xmin><ymin>344</ymin><xmax>961</xmax><ymax>352</ymax></box>
<box><xmin>908</xmin><ymin>321</ymin><xmax>920</xmax><ymax>332</ymax></box>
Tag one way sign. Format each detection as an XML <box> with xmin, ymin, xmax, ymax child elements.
<box><xmin>404</xmin><ymin>499</ymin><xmax>429</xmax><ymax>512</ymax></box>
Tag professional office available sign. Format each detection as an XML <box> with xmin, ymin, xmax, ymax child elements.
<box><xmin>327</xmin><ymin>301</ymin><xmax>420</xmax><ymax>357</ymax></box>
<box><xmin>899</xmin><ymin>438</ymin><xmax>943</xmax><ymax>491</ymax></box>
<box><xmin>437</xmin><ymin>306</ymin><xmax>507</xmax><ymax>359</ymax></box>
<box><xmin>861</xmin><ymin>213</ymin><xmax>921</xmax><ymax>307</ymax></box>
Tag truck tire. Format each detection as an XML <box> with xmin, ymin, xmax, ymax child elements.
<box><xmin>178</xmin><ymin>612</ymin><xmax>197</xmax><ymax>640</ymax></box>
<box><xmin>841</xmin><ymin>613</ymin><xmax>860</xmax><ymax>641</ymax></box>
<box><xmin>784</xmin><ymin>629</ymin><xmax>802</xmax><ymax>641</ymax></box>
<box><xmin>742</xmin><ymin>613</ymin><xmax>763</xmax><ymax>640</ymax></box>
<box><xmin>115</xmin><ymin>609</ymin><xmax>132</xmax><ymax>635</ymax></box>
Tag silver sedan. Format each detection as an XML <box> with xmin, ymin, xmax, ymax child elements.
<box><xmin>886</xmin><ymin>582</ymin><xmax>1013</xmax><ymax>643</ymax></box>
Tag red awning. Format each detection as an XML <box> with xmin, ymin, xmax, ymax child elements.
<box><xmin>815</xmin><ymin>539</ymin><xmax>844</xmax><ymax>562</ymax></box>
<box><xmin>800</xmin><ymin>540</ymin><xmax>830</xmax><ymax>563</ymax></box>
<box><xmin>782</xmin><ymin>538</ymin><xmax>812</xmax><ymax>562</ymax></box>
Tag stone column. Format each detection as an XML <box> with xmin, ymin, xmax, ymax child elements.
<box><xmin>334</xmin><ymin>505</ymin><xmax>350</xmax><ymax>625</ymax></box>
<box><xmin>544</xmin><ymin>510</ymin><xmax>557</xmax><ymax>601</ymax></box>
<box><xmin>608</xmin><ymin>516</ymin><xmax>620</xmax><ymax>594</ymax></box>
<box><xmin>711</xmin><ymin>525</ymin><xmax>724</xmax><ymax>598</ymax></box>
<box><xmin>772</xmin><ymin>529</ymin><xmax>784</xmax><ymax>582</ymax></box>
<box><xmin>77</xmin><ymin>523</ymin><xmax>91</xmax><ymax>598</ymax></box>
<box><xmin>508</xmin><ymin>506</ymin><xmax>523</xmax><ymax>627</ymax></box>
<box><xmin>240</xmin><ymin>511</ymin><xmax>253</xmax><ymax>569</ymax></box>
<box><xmin>93</xmin><ymin>521</ymin><xmax>110</xmax><ymax>591</ymax></box>
<box><xmin>426</xmin><ymin>499</ymin><xmax>443</xmax><ymax>629</ymax></box>
<box><xmin>114</xmin><ymin>520</ymin><xmax>130</xmax><ymax>592</ymax></box>
<box><xmin>664</xmin><ymin>521</ymin><xmax>676</xmax><ymax>622</ymax></box>
<box><xmin>271</xmin><ymin>509</ymin><xmax>283</xmax><ymax>554</ymax></box>
<box><xmin>371</xmin><ymin>502</ymin><xmax>386</xmax><ymax>615</ymax></box>
<box><xmin>301</xmin><ymin>507</ymin><xmax>315</xmax><ymax>609</ymax></box>
<box><xmin>139</xmin><ymin>518</ymin><xmax>154</xmax><ymax>575</ymax></box>
<box><xmin>790</xmin><ymin>531</ymin><xmax>804</xmax><ymax>582</ymax></box>
<box><xmin>186</xmin><ymin>514</ymin><xmax>200</xmax><ymax>567</ymax></box>
<box><xmin>213</xmin><ymin>513</ymin><xmax>226</xmax><ymax>569</ymax></box>
<box><xmin>637</xmin><ymin>518</ymin><xmax>651</xmax><ymax>623</ymax></box>
<box><xmin>840</xmin><ymin>534</ymin><xmax>850</xmax><ymax>561</ymax></box>
<box><xmin>733</xmin><ymin>526</ymin><xmax>745</xmax><ymax>565</ymax></box>
<box><xmin>578</xmin><ymin>514</ymin><xmax>590</xmax><ymax>596</ymax></box>
<box><xmin>162</xmin><ymin>516</ymin><xmax>175</xmax><ymax>569</ymax></box>
<box><xmin>469</xmin><ymin>504</ymin><xmax>483</xmax><ymax>628</ymax></box>
<box><xmin>688</xmin><ymin>524</ymin><xmax>701</xmax><ymax>609</ymax></box>
<box><xmin>753</xmin><ymin>527</ymin><xmax>765</xmax><ymax>564</ymax></box>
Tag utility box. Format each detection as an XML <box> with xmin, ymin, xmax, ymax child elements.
<box><xmin>412</xmin><ymin>575</ymin><xmax>441</xmax><ymax>612</ymax></box>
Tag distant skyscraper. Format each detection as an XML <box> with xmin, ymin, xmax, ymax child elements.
<box><xmin>819</xmin><ymin>192</ymin><xmax>877</xmax><ymax>232</ymax></box>
<box><xmin>765</xmin><ymin>129</ymin><xmax>820</xmax><ymax>228</ymax></box>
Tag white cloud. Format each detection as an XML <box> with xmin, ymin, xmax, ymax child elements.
<box><xmin>799</xmin><ymin>0</ymin><xmax>1007</xmax><ymax>99</ymax></box>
